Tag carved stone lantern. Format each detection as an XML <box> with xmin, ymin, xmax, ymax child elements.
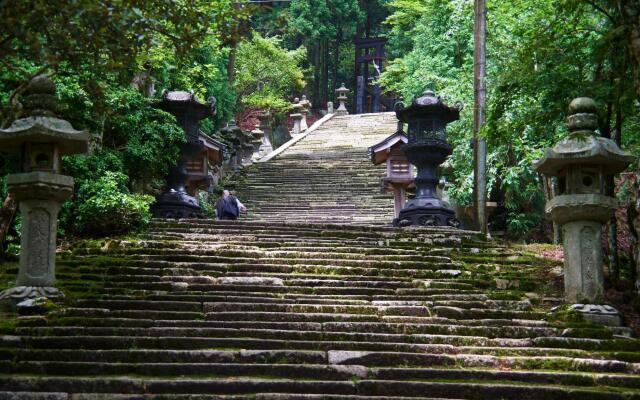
<box><xmin>221</xmin><ymin>120</ymin><xmax>244</xmax><ymax>169</ymax></box>
<box><xmin>248</xmin><ymin>125</ymin><xmax>264</xmax><ymax>162</ymax></box>
<box><xmin>369</xmin><ymin>121</ymin><xmax>414</xmax><ymax>221</ymax></box>
<box><xmin>534</xmin><ymin>97</ymin><xmax>635</xmax><ymax>308</ymax></box>
<box><xmin>151</xmin><ymin>90</ymin><xmax>217</xmax><ymax>219</ymax></box>
<box><xmin>299</xmin><ymin>95</ymin><xmax>311</xmax><ymax>131</ymax></box>
<box><xmin>251</xmin><ymin>125</ymin><xmax>272</xmax><ymax>161</ymax></box>
<box><xmin>335</xmin><ymin>84</ymin><xmax>350</xmax><ymax>116</ymax></box>
<box><xmin>0</xmin><ymin>75</ymin><xmax>90</xmax><ymax>301</ymax></box>
<box><xmin>394</xmin><ymin>90</ymin><xmax>462</xmax><ymax>228</ymax></box>
<box><xmin>290</xmin><ymin>98</ymin><xmax>304</xmax><ymax>136</ymax></box>
<box><xmin>257</xmin><ymin>111</ymin><xmax>273</xmax><ymax>144</ymax></box>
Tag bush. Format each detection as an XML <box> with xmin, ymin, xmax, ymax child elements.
<box><xmin>75</xmin><ymin>172</ymin><xmax>154</xmax><ymax>237</ymax></box>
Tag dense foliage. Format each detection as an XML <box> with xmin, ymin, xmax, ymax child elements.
<box><xmin>73</xmin><ymin>172</ymin><xmax>154</xmax><ymax>237</ymax></box>
<box><xmin>380</xmin><ymin>0</ymin><xmax>640</xmax><ymax>238</ymax></box>
<box><xmin>234</xmin><ymin>34</ymin><xmax>307</xmax><ymax>112</ymax></box>
<box><xmin>0</xmin><ymin>0</ymin><xmax>307</xmax><ymax>244</ymax></box>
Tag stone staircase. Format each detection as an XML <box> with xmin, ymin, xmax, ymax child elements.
<box><xmin>233</xmin><ymin>113</ymin><xmax>399</xmax><ymax>225</ymax></box>
<box><xmin>1</xmin><ymin>113</ymin><xmax>640</xmax><ymax>399</ymax></box>
<box><xmin>1</xmin><ymin>221</ymin><xmax>639</xmax><ymax>399</ymax></box>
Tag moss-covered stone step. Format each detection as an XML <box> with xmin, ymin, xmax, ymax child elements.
<box><xmin>3</xmin><ymin>334</ymin><xmax>543</xmax><ymax>351</ymax></box>
<box><xmin>2</xmin><ymin>376</ymin><xmax>639</xmax><ymax>399</ymax></box>
<box><xmin>8</xmin><ymin>323</ymin><xmax>557</xmax><ymax>342</ymax></box>
<box><xmin>3</xmin><ymin>362</ymin><xmax>640</xmax><ymax>391</ymax></box>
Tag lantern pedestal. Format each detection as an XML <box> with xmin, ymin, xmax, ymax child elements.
<box><xmin>0</xmin><ymin>172</ymin><xmax>74</xmax><ymax>302</ymax></box>
<box><xmin>152</xmin><ymin>142</ymin><xmax>202</xmax><ymax>219</ymax></box>
<box><xmin>547</xmin><ymin>194</ymin><xmax>617</xmax><ymax>303</ymax></box>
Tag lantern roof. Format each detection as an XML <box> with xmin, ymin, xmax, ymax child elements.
<box><xmin>0</xmin><ymin>75</ymin><xmax>89</xmax><ymax>155</ymax></box>
<box><xmin>369</xmin><ymin>130</ymin><xmax>408</xmax><ymax>165</ymax></box>
<box><xmin>198</xmin><ymin>130</ymin><xmax>225</xmax><ymax>166</ymax></box>
<box><xmin>155</xmin><ymin>90</ymin><xmax>216</xmax><ymax>120</ymax></box>
<box><xmin>533</xmin><ymin>97</ymin><xmax>635</xmax><ymax>175</ymax></box>
<box><xmin>395</xmin><ymin>90</ymin><xmax>461</xmax><ymax>124</ymax></box>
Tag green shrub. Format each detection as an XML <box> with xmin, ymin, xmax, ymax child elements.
<box><xmin>75</xmin><ymin>171</ymin><xmax>153</xmax><ymax>237</ymax></box>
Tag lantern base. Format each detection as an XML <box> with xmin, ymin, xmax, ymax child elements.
<box><xmin>394</xmin><ymin>201</ymin><xmax>461</xmax><ymax>228</ymax></box>
<box><xmin>0</xmin><ymin>286</ymin><xmax>64</xmax><ymax>302</ymax></box>
<box><xmin>151</xmin><ymin>191</ymin><xmax>203</xmax><ymax>219</ymax></box>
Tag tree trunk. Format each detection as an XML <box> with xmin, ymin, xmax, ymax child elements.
<box><xmin>0</xmin><ymin>194</ymin><xmax>17</xmax><ymax>259</ymax></box>
<box><xmin>333</xmin><ymin>31</ymin><xmax>341</xmax><ymax>97</ymax></box>
<box><xmin>227</xmin><ymin>40</ymin><xmax>237</xmax><ymax>84</ymax></box>
<box><xmin>473</xmin><ymin>0</ymin><xmax>488</xmax><ymax>235</ymax></box>
<box><xmin>622</xmin><ymin>2</ymin><xmax>640</xmax><ymax>98</ymax></box>
<box><xmin>323</xmin><ymin>39</ymin><xmax>330</xmax><ymax>108</ymax></box>
<box><xmin>312</xmin><ymin>42</ymin><xmax>321</xmax><ymax>108</ymax></box>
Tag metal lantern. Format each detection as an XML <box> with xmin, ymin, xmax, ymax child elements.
<box><xmin>394</xmin><ymin>90</ymin><xmax>462</xmax><ymax>228</ymax></box>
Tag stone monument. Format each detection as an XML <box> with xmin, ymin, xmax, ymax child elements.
<box><xmin>534</xmin><ymin>97</ymin><xmax>634</xmax><ymax>322</ymax></box>
<box><xmin>335</xmin><ymin>84</ymin><xmax>350</xmax><ymax>116</ymax></box>
<box><xmin>0</xmin><ymin>76</ymin><xmax>90</xmax><ymax>302</ymax></box>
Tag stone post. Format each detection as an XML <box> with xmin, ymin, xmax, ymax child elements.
<box><xmin>0</xmin><ymin>76</ymin><xmax>90</xmax><ymax>302</ymax></box>
<box><xmin>335</xmin><ymin>84</ymin><xmax>350</xmax><ymax>116</ymax></box>
<box><xmin>327</xmin><ymin>102</ymin><xmax>334</xmax><ymax>114</ymax></box>
<box><xmin>534</xmin><ymin>98</ymin><xmax>635</xmax><ymax>324</ymax></box>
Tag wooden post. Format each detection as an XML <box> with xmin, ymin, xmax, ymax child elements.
<box><xmin>473</xmin><ymin>0</ymin><xmax>488</xmax><ymax>235</ymax></box>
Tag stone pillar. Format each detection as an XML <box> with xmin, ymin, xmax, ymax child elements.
<box><xmin>336</xmin><ymin>84</ymin><xmax>350</xmax><ymax>116</ymax></box>
<box><xmin>327</xmin><ymin>102</ymin><xmax>334</xmax><ymax>114</ymax></box>
<box><xmin>562</xmin><ymin>220</ymin><xmax>604</xmax><ymax>302</ymax></box>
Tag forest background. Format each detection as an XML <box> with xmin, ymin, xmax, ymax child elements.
<box><xmin>1</xmin><ymin>0</ymin><xmax>640</xmax><ymax>281</ymax></box>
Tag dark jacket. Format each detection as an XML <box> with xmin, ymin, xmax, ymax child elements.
<box><xmin>216</xmin><ymin>195</ymin><xmax>240</xmax><ymax>220</ymax></box>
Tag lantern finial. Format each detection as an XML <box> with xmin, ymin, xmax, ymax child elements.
<box><xmin>566</xmin><ymin>97</ymin><xmax>598</xmax><ymax>134</ymax></box>
<box><xmin>22</xmin><ymin>75</ymin><xmax>58</xmax><ymax>117</ymax></box>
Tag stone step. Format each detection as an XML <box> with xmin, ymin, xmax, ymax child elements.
<box><xmin>3</xmin><ymin>362</ymin><xmax>640</xmax><ymax>391</ymax></box>
<box><xmin>1</xmin><ymin>376</ymin><xmax>637</xmax><ymax>399</ymax></box>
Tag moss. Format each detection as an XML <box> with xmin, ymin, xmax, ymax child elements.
<box><xmin>548</xmin><ymin>304</ymin><xmax>585</xmax><ymax>325</ymax></box>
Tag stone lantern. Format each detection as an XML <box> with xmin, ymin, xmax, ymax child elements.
<box><xmin>394</xmin><ymin>90</ymin><xmax>462</xmax><ymax>228</ymax></box>
<box><xmin>299</xmin><ymin>95</ymin><xmax>312</xmax><ymax>131</ymax></box>
<box><xmin>257</xmin><ymin>111</ymin><xmax>273</xmax><ymax>144</ymax></box>
<box><xmin>151</xmin><ymin>90</ymin><xmax>217</xmax><ymax>219</ymax></box>
<box><xmin>221</xmin><ymin>120</ymin><xmax>244</xmax><ymax>169</ymax></box>
<box><xmin>335</xmin><ymin>84</ymin><xmax>350</xmax><ymax>116</ymax></box>
<box><xmin>251</xmin><ymin>125</ymin><xmax>273</xmax><ymax>161</ymax></box>
<box><xmin>290</xmin><ymin>98</ymin><xmax>304</xmax><ymax>136</ymax></box>
<box><xmin>370</xmin><ymin>121</ymin><xmax>414</xmax><ymax>221</ymax></box>
<box><xmin>534</xmin><ymin>97</ymin><xmax>634</xmax><ymax>309</ymax></box>
<box><xmin>0</xmin><ymin>75</ymin><xmax>90</xmax><ymax>301</ymax></box>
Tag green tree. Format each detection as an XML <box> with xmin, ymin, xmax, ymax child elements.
<box><xmin>381</xmin><ymin>0</ymin><xmax>639</xmax><ymax>239</ymax></box>
<box><xmin>234</xmin><ymin>33</ymin><xmax>307</xmax><ymax>112</ymax></box>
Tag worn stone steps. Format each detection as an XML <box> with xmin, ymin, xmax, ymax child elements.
<box><xmin>2</xmin><ymin>376</ymin><xmax>639</xmax><ymax>399</ymax></box>
<box><xmin>3</xmin><ymin>114</ymin><xmax>639</xmax><ymax>399</ymax></box>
